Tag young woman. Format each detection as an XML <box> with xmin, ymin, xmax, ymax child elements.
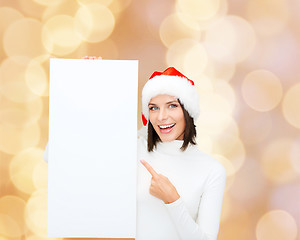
<box><xmin>44</xmin><ymin>65</ymin><xmax>226</xmax><ymax>240</ymax></box>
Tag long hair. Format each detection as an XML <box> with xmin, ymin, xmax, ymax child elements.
<box><xmin>147</xmin><ymin>99</ymin><xmax>197</xmax><ymax>152</ymax></box>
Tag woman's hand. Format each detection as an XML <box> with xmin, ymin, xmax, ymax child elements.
<box><xmin>82</xmin><ymin>56</ymin><xmax>102</xmax><ymax>60</ymax></box>
<box><xmin>140</xmin><ymin>159</ymin><xmax>180</xmax><ymax>204</ymax></box>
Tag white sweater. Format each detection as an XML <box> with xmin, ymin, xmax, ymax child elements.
<box><xmin>43</xmin><ymin>127</ymin><xmax>226</xmax><ymax>240</ymax></box>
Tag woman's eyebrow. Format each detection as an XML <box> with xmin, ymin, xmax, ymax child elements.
<box><xmin>148</xmin><ymin>101</ymin><xmax>178</xmax><ymax>106</ymax></box>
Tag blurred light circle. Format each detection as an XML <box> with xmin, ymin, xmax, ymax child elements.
<box><xmin>25</xmin><ymin>189</ymin><xmax>48</xmax><ymax>237</ymax></box>
<box><xmin>32</xmin><ymin>161</ymin><xmax>48</xmax><ymax>189</ymax></box>
<box><xmin>204</xmin><ymin>16</ymin><xmax>256</xmax><ymax>63</ymax></box>
<box><xmin>256</xmin><ymin>210</ymin><xmax>297</xmax><ymax>240</ymax></box>
<box><xmin>282</xmin><ymin>83</ymin><xmax>300</xmax><ymax>129</ymax></box>
<box><xmin>74</xmin><ymin>3</ymin><xmax>115</xmax><ymax>43</ymax></box>
<box><xmin>196</xmin><ymin>134</ymin><xmax>213</xmax><ymax>155</ymax></box>
<box><xmin>204</xmin><ymin>58</ymin><xmax>236</xmax><ymax>82</ymax></box>
<box><xmin>0</xmin><ymin>7</ymin><xmax>23</xmax><ymax>38</ymax></box>
<box><xmin>261</xmin><ymin>138</ymin><xmax>298</xmax><ymax>184</ymax></box>
<box><xmin>9</xmin><ymin>148</ymin><xmax>44</xmax><ymax>194</ymax></box>
<box><xmin>183</xmin><ymin>43</ymin><xmax>208</xmax><ymax>78</ymax></box>
<box><xmin>247</xmin><ymin>0</ymin><xmax>289</xmax><ymax>36</ymax></box>
<box><xmin>213</xmin><ymin>154</ymin><xmax>235</xmax><ymax>191</ymax></box>
<box><xmin>239</xmin><ymin>111</ymin><xmax>272</xmax><ymax>144</ymax></box>
<box><xmin>176</xmin><ymin>0</ymin><xmax>228</xmax><ymax>31</ymax></box>
<box><xmin>229</xmin><ymin>157</ymin><xmax>267</xmax><ymax>206</ymax></box>
<box><xmin>3</xmin><ymin>18</ymin><xmax>48</xmax><ymax>60</ymax></box>
<box><xmin>42</xmin><ymin>15</ymin><xmax>82</xmax><ymax>56</ymax></box>
<box><xmin>42</xmin><ymin>0</ymin><xmax>80</xmax><ymax>21</ymax></box>
<box><xmin>33</xmin><ymin>0</ymin><xmax>64</xmax><ymax>6</ymax></box>
<box><xmin>0</xmin><ymin>122</ymin><xmax>40</xmax><ymax>155</ymax></box>
<box><xmin>270</xmin><ymin>183</ymin><xmax>300</xmax><ymax>224</ymax></box>
<box><xmin>0</xmin><ymin>214</ymin><xmax>21</xmax><ymax>238</ymax></box>
<box><xmin>177</xmin><ymin>0</ymin><xmax>220</xmax><ymax>21</ymax></box>
<box><xmin>194</xmin><ymin>75</ymin><xmax>214</xmax><ymax>93</ymax></box>
<box><xmin>213</xmin><ymin>80</ymin><xmax>236</xmax><ymax>110</ymax></box>
<box><xmin>159</xmin><ymin>14</ymin><xmax>201</xmax><ymax>48</ymax></box>
<box><xmin>214</xmin><ymin>134</ymin><xmax>245</xmax><ymax>173</ymax></box>
<box><xmin>0</xmin><ymin>57</ymin><xmax>42</xmax><ymax>103</ymax></box>
<box><xmin>25</xmin><ymin>60</ymin><xmax>48</xmax><ymax>97</ymax></box>
<box><xmin>166</xmin><ymin>39</ymin><xmax>198</xmax><ymax>70</ymax></box>
<box><xmin>0</xmin><ymin>196</ymin><xmax>26</xmax><ymax>237</ymax></box>
<box><xmin>242</xmin><ymin>70</ymin><xmax>283</xmax><ymax>112</ymax></box>
<box><xmin>77</xmin><ymin>0</ymin><xmax>113</xmax><ymax>6</ymax></box>
<box><xmin>0</xmin><ymin>97</ymin><xmax>43</xmax><ymax>128</ymax></box>
<box><xmin>290</xmin><ymin>137</ymin><xmax>300</xmax><ymax>173</ymax></box>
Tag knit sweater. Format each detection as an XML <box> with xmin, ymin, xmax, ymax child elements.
<box><xmin>43</xmin><ymin>127</ymin><xmax>226</xmax><ymax>240</ymax></box>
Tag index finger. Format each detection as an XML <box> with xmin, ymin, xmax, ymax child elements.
<box><xmin>140</xmin><ymin>160</ymin><xmax>159</xmax><ymax>178</ymax></box>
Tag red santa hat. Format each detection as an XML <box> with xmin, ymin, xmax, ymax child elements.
<box><xmin>142</xmin><ymin>67</ymin><xmax>200</xmax><ymax>126</ymax></box>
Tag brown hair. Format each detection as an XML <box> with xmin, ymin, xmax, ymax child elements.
<box><xmin>147</xmin><ymin>99</ymin><xmax>197</xmax><ymax>152</ymax></box>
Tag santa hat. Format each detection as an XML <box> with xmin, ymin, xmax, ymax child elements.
<box><xmin>142</xmin><ymin>67</ymin><xmax>200</xmax><ymax>126</ymax></box>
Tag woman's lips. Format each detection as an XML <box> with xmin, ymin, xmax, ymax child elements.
<box><xmin>158</xmin><ymin>123</ymin><xmax>176</xmax><ymax>134</ymax></box>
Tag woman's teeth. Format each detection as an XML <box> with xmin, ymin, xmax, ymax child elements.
<box><xmin>159</xmin><ymin>123</ymin><xmax>175</xmax><ymax>129</ymax></box>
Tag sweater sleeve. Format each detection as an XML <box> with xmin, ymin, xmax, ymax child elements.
<box><xmin>43</xmin><ymin>142</ymin><xmax>49</xmax><ymax>163</ymax></box>
<box><xmin>163</xmin><ymin>163</ymin><xmax>226</xmax><ymax>240</ymax></box>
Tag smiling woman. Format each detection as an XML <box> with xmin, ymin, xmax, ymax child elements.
<box><xmin>137</xmin><ymin>67</ymin><xmax>226</xmax><ymax>240</ymax></box>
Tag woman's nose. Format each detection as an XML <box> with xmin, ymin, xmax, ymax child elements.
<box><xmin>158</xmin><ymin>108</ymin><xmax>168</xmax><ymax>121</ymax></box>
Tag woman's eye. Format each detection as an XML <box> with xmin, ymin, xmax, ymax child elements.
<box><xmin>149</xmin><ymin>106</ymin><xmax>158</xmax><ymax>111</ymax></box>
<box><xmin>169</xmin><ymin>104</ymin><xmax>178</xmax><ymax>108</ymax></box>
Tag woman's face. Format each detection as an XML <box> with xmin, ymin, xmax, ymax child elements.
<box><xmin>148</xmin><ymin>94</ymin><xmax>186</xmax><ymax>142</ymax></box>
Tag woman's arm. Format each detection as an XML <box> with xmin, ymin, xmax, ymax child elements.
<box><xmin>164</xmin><ymin>163</ymin><xmax>226</xmax><ymax>240</ymax></box>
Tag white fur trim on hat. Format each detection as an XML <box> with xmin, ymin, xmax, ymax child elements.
<box><xmin>142</xmin><ymin>75</ymin><xmax>200</xmax><ymax>122</ymax></box>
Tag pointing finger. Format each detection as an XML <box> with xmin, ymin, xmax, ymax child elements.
<box><xmin>140</xmin><ymin>160</ymin><xmax>159</xmax><ymax>178</ymax></box>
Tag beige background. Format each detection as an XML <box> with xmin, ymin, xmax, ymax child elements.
<box><xmin>0</xmin><ymin>0</ymin><xmax>299</xmax><ymax>240</ymax></box>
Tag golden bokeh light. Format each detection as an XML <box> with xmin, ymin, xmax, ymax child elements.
<box><xmin>0</xmin><ymin>196</ymin><xmax>26</xmax><ymax>237</ymax></box>
<box><xmin>0</xmin><ymin>123</ymin><xmax>40</xmax><ymax>155</ymax></box>
<box><xmin>77</xmin><ymin>0</ymin><xmax>113</xmax><ymax>6</ymax></box>
<box><xmin>42</xmin><ymin>0</ymin><xmax>80</xmax><ymax>21</ymax></box>
<box><xmin>204</xmin><ymin>16</ymin><xmax>256</xmax><ymax>63</ymax></box>
<box><xmin>229</xmin><ymin>158</ymin><xmax>267</xmax><ymax>206</ymax></box>
<box><xmin>25</xmin><ymin>189</ymin><xmax>48</xmax><ymax>237</ymax></box>
<box><xmin>33</xmin><ymin>0</ymin><xmax>65</xmax><ymax>7</ymax></box>
<box><xmin>196</xmin><ymin>135</ymin><xmax>213</xmax><ymax>155</ymax></box>
<box><xmin>0</xmin><ymin>97</ymin><xmax>43</xmax><ymax>127</ymax></box>
<box><xmin>213</xmin><ymin>134</ymin><xmax>246</xmax><ymax>174</ymax></box>
<box><xmin>159</xmin><ymin>14</ymin><xmax>201</xmax><ymax>48</ymax></box>
<box><xmin>177</xmin><ymin>0</ymin><xmax>220</xmax><ymax>21</ymax></box>
<box><xmin>239</xmin><ymin>111</ymin><xmax>272</xmax><ymax>144</ymax></box>
<box><xmin>213</xmin><ymin>154</ymin><xmax>235</xmax><ymax>191</ymax></box>
<box><xmin>9</xmin><ymin>148</ymin><xmax>44</xmax><ymax>194</ymax></box>
<box><xmin>32</xmin><ymin>161</ymin><xmax>48</xmax><ymax>190</ymax></box>
<box><xmin>74</xmin><ymin>3</ymin><xmax>115</xmax><ymax>43</ymax></box>
<box><xmin>0</xmin><ymin>7</ymin><xmax>23</xmax><ymax>38</ymax></box>
<box><xmin>213</xmin><ymin>80</ymin><xmax>236</xmax><ymax>109</ymax></box>
<box><xmin>183</xmin><ymin>43</ymin><xmax>208</xmax><ymax>78</ymax></box>
<box><xmin>166</xmin><ymin>38</ymin><xmax>198</xmax><ymax>70</ymax></box>
<box><xmin>256</xmin><ymin>210</ymin><xmax>298</xmax><ymax>240</ymax></box>
<box><xmin>3</xmin><ymin>18</ymin><xmax>48</xmax><ymax>60</ymax></box>
<box><xmin>0</xmin><ymin>57</ymin><xmax>42</xmax><ymax>103</ymax></box>
<box><xmin>261</xmin><ymin>138</ymin><xmax>299</xmax><ymax>184</ymax></box>
<box><xmin>0</xmin><ymin>213</ymin><xmax>21</xmax><ymax>238</ymax></box>
<box><xmin>282</xmin><ymin>83</ymin><xmax>300</xmax><ymax>129</ymax></box>
<box><xmin>247</xmin><ymin>0</ymin><xmax>289</xmax><ymax>36</ymax></box>
<box><xmin>25</xmin><ymin>60</ymin><xmax>48</xmax><ymax>97</ymax></box>
<box><xmin>290</xmin><ymin>138</ymin><xmax>300</xmax><ymax>174</ymax></box>
<box><xmin>42</xmin><ymin>15</ymin><xmax>82</xmax><ymax>56</ymax></box>
<box><xmin>242</xmin><ymin>70</ymin><xmax>283</xmax><ymax>112</ymax></box>
<box><xmin>204</xmin><ymin>58</ymin><xmax>236</xmax><ymax>82</ymax></box>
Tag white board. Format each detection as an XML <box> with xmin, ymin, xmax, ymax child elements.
<box><xmin>47</xmin><ymin>59</ymin><xmax>138</xmax><ymax>238</ymax></box>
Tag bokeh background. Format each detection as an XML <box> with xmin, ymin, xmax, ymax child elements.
<box><xmin>0</xmin><ymin>0</ymin><xmax>299</xmax><ymax>239</ymax></box>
